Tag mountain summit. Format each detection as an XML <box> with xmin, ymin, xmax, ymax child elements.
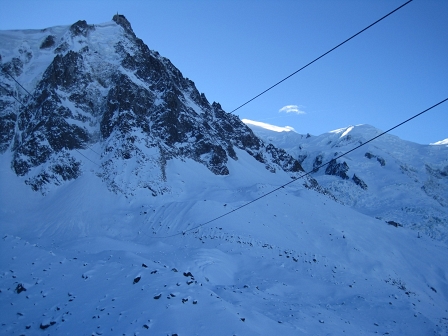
<box><xmin>0</xmin><ymin>15</ymin><xmax>303</xmax><ymax>195</ymax></box>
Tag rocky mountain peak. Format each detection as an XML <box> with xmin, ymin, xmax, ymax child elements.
<box><xmin>112</xmin><ymin>14</ymin><xmax>136</xmax><ymax>38</ymax></box>
<box><xmin>0</xmin><ymin>15</ymin><xmax>308</xmax><ymax>196</ymax></box>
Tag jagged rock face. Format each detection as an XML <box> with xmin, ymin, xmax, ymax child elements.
<box><xmin>0</xmin><ymin>90</ymin><xmax>16</xmax><ymax>153</ymax></box>
<box><xmin>325</xmin><ymin>159</ymin><xmax>350</xmax><ymax>180</ymax></box>
<box><xmin>0</xmin><ymin>15</ymin><xmax>304</xmax><ymax>194</ymax></box>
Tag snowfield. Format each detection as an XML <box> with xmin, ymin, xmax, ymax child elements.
<box><xmin>1</xmin><ymin>148</ymin><xmax>448</xmax><ymax>335</ymax></box>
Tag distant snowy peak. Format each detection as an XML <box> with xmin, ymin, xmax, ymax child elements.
<box><xmin>430</xmin><ymin>138</ymin><xmax>448</xmax><ymax>146</ymax></box>
<box><xmin>246</xmin><ymin>120</ymin><xmax>448</xmax><ymax>243</ymax></box>
<box><xmin>329</xmin><ymin>124</ymin><xmax>382</xmax><ymax>138</ymax></box>
<box><xmin>0</xmin><ymin>15</ymin><xmax>306</xmax><ymax>195</ymax></box>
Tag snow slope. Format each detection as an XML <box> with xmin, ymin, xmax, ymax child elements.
<box><xmin>1</xmin><ymin>147</ymin><xmax>448</xmax><ymax>335</ymax></box>
<box><xmin>245</xmin><ymin>121</ymin><xmax>448</xmax><ymax>244</ymax></box>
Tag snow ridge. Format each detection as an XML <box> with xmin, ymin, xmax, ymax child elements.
<box><xmin>246</xmin><ymin>122</ymin><xmax>448</xmax><ymax>243</ymax></box>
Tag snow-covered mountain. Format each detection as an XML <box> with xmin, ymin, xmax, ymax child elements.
<box><xmin>0</xmin><ymin>15</ymin><xmax>303</xmax><ymax>196</ymax></box>
<box><xmin>244</xmin><ymin>120</ymin><xmax>448</xmax><ymax>243</ymax></box>
<box><xmin>1</xmin><ymin>16</ymin><xmax>448</xmax><ymax>336</ymax></box>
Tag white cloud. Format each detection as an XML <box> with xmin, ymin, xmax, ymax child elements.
<box><xmin>241</xmin><ymin>119</ymin><xmax>295</xmax><ymax>133</ymax></box>
<box><xmin>279</xmin><ymin>105</ymin><xmax>305</xmax><ymax>115</ymax></box>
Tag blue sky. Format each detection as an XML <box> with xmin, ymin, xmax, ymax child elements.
<box><xmin>1</xmin><ymin>0</ymin><xmax>447</xmax><ymax>144</ymax></box>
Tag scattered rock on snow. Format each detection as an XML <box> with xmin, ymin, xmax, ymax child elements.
<box><xmin>15</xmin><ymin>283</ymin><xmax>26</xmax><ymax>294</ymax></box>
<box><xmin>40</xmin><ymin>321</ymin><xmax>56</xmax><ymax>330</ymax></box>
<box><xmin>387</xmin><ymin>221</ymin><xmax>402</xmax><ymax>228</ymax></box>
<box><xmin>183</xmin><ymin>271</ymin><xmax>194</xmax><ymax>279</ymax></box>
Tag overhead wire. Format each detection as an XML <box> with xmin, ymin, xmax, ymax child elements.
<box><xmin>74</xmin><ymin>148</ymin><xmax>101</xmax><ymax>166</ymax></box>
<box><xmin>230</xmin><ymin>0</ymin><xmax>413</xmax><ymax>113</ymax></box>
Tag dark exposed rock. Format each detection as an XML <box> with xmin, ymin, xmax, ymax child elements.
<box><xmin>183</xmin><ymin>271</ymin><xmax>194</xmax><ymax>278</ymax></box>
<box><xmin>387</xmin><ymin>220</ymin><xmax>402</xmax><ymax>227</ymax></box>
<box><xmin>441</xmin><ymin>166</ymin><xmax>448</xmax><ymax>177</ymax></box>
<box><xmin>112</xmin><ymin>15</ymin><xmax>136</xmax><ymax>38</ymax></box>
<box><xmin>0</xmin><ymin>112</ymin><xmax>16</xmax><ymax>153</ymax></box>
<box><xmin>15</xmin><ymin>283</ymin><xmax>26</xmax><ymax>294</ymax></box>
<box><xmin>325</xmin><ymin>159</ymin><xmax>350</xmax><ymax>180</ymax></box>
<box><xmin>70</xmin><ymin>20</ymin><xmax>94</xmax><ymax>37</ymax></box>
<box><xmin>377</xmin><ymin>156</ymin><xmax>386</xmax><ymax>166</ymax></box>
<box><xmin>39</xmin><ymin>321</ymin><xmax>56</xmax><ymax>330</ymax></box>
<box><xmin>265</xmin><ymin>144</ymin><xmax>303</xmax><ymax>173</ymax></box>
<box><xmin>40</xmin><ymin>35</ymin><xmax>56</xmax><ymax>49</ymax></box>
<box><xmin>353</xmin><ymin>174</ymin><xmax>368</xmax><ymax>190</ymax></box>
<box><xmin>2</xmin><ymin>58</ymin><xmax>23</xmax><ymax>77</ymax></box>
<box><xmin>42</xmin><ymin>51</ymin><xmax>91</xmax><ymax>89</ymax></box>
